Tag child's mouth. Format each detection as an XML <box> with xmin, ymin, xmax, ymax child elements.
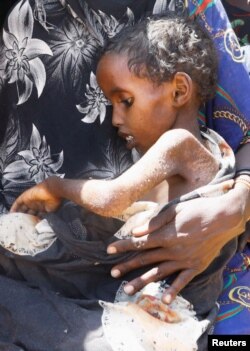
<box><xmin>118</xmin><ymin>131</ymin><xmax>137</xmax><ymax>150</ymax></box>
<box><xmin>125</xmin><ymin>135</ymin><xmax>136</xmax><ymax>150</ymax></box>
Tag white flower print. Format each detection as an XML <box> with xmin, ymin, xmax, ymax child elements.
<box><xmin>153</xmin><ymin>0</ymin><xmax>175</xmax><ymax>13</ymax></box>
<box><xmin>1</xmin><ymin>0</ymin><xmax>53</xmax><ymax>105</ymax></box>
<box><xmin>55</xmin><ymin>19</ymin><xmax>98</xmax><ymax>64</ymax></box>
<box><xmin>45</xmin><ymin>5</ymin><xmax>135</xmax><ymax>97</ymax></box>
<box><xmin>96</xmin><ymin>8</ymin><xmax>134</xmax><ymax>38</ymax></box>
<box><xmin>76</xmin><ymin>72</ymin><xmax>111</xmax><ymax>124</ymax></box>
<box><xmin>4</xmin><ymin>125</ymin><xmax>64</xmax><ymax>183</ymax></box>
<box><xmin>0</xmin><ymin>77</ymin><xmax>3</xmax><ymax>93</ymax></box>
<box><xmin>48</xmin><ymin>17</ymin><xmax>99</xmax><ymax>74</ymax></box>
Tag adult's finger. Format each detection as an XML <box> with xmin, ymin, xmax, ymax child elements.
<box><xmin>107</xmin><ymin>220</ymin><xmax>177</xmax><ymax>254</ymax></box>
<box><xmin>110</xmin><ymin>248</ymin><xmax>179</xmax><ymax>278</ymax></box>
<box><xmin>121</xmin><ymin>260</ymin><xmax>184</xmax><ymax>296</ymax></box>
<box><xmin>162</xmin><ymin>268</ymin><xmax>198</xmax><ymax>304</ymax></box>
<box><xmin>107</xmin><ymin>235</ymin><xmax>150</xmax><ymax>254</ymax></box>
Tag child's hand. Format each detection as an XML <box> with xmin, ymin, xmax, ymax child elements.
<box><xmin>10</xmin><ymin>180</ymin><xmax>62</xmax><ymax>216</ymax></box>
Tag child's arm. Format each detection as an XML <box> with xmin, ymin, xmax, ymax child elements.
<box><xmin>11</xmin><ymin>129</ymin><xmax>218</xmax><ymax>217</ymax></box>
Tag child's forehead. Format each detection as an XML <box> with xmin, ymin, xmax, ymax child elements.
<box><xmin>98</xmin><ymin>52</ymin><xmax>134</xmax><ymax>79</ymax></box>
<box><xmin>97</xmin><ymin>52</ymin><xmax>163</xmax><ymax>95</ymax></box>
<box><xmin>101</xmin><ymin>51</ymin><xmax>129</xmax><ymax>65</ymax></box>
<box><xmin>97</xmin><ymin>53</ymin><xmax>136</xmax><ymax>86</ymax></box>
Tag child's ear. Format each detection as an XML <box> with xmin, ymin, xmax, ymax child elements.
<box><xmin>171</xmin><ymin>72</ymin><xmax>193</xmax><ymax>107</ymax></box>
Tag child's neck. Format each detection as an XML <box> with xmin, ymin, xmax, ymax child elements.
<box><xmin>173</xmin><ymin>107</ymin><xmax>204</xmax><ymax>144</ymax></box>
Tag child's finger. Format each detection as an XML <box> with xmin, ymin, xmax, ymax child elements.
<box><xmin>132</xmin><ymin>204</ymin><xmax>177</xmax><ymax>237</ymax></box>
<box><xmin>10</xmin><ymin>200</ymin><xmax>27</xmax><ymax>213</ymax></box>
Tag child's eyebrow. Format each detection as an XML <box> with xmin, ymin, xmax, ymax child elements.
<box><xmin>110</xmin><ymin>87</ymin><xmax>127</xmax><ymax>95</ymax></box>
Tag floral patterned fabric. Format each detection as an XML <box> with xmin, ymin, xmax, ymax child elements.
<box><xmin>0</xmin><ymin>0</ymin><xmax>137</xmax><ymax>213</ymax></box>
<box><xmin>188</xmin><ymin>0</ymin><xmax>250</xmax><ymax>150</ymax></box>
<box><xmin>0</xmin><ymin>0</ymin><xmax>249</xmax><ymax>349</ymax></box>
<box><xmin>213</xmin><ymin>245</ymin><xmax>250</xmax><ymax>335</ymax></box>
<box><xmin>221</xmin><ymin>0</ymin><xmax>250</xmax><ymax>74</ymax></box>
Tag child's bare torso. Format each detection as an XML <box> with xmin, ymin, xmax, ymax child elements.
<box><xmin>140</xmin><ymin>137</ymin><xmax>218</xmax><ymax>205</ymax></box>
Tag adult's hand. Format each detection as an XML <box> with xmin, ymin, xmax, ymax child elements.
<box><xmin>107</xmin><ymin>185</ymin><xmax>249</xmax><ymax>303</ymax></box>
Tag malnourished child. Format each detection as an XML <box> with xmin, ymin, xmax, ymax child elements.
<box><xmin>1</xmin><ymin>14</ymin><xmax>237</xmax><ymax>350</ymax></box>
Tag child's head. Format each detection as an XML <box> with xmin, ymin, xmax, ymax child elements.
<box><xmin>97</xmin><ymin>14</ymin><xmax>218</xmax><ymax>154</ymax></box>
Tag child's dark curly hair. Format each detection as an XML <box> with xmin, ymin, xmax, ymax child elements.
<box><xmin>103</xmin><ymin>13</ymin><xmax>218</xmax><ymax>104</ymax></box>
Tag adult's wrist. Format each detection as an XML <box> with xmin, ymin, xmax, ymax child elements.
<box><xmin>233</xmin><ymin>173</ymin><xmax>250</xmax><ymax>222</ymax></box>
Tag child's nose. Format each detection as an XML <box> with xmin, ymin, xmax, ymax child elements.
<box><xmin>112</xmin><ymin>108</ymin><xmax>124</xmax><ymax>127</ymax></box>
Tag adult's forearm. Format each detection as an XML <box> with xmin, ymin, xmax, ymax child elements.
<box><xmin>234</xmin><ymin>143</ymin><xmax>250</xmax><ymax>221</ymax></box>
<box><xmin>235</xmin><ymin>142</ymin><xmax>250</xmax><ymax>170</ymax></box>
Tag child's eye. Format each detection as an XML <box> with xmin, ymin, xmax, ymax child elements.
<box><xmin>121</xmin><ymin>97</ymin><xmax>134</xmax><ymax>107</ymax></box>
